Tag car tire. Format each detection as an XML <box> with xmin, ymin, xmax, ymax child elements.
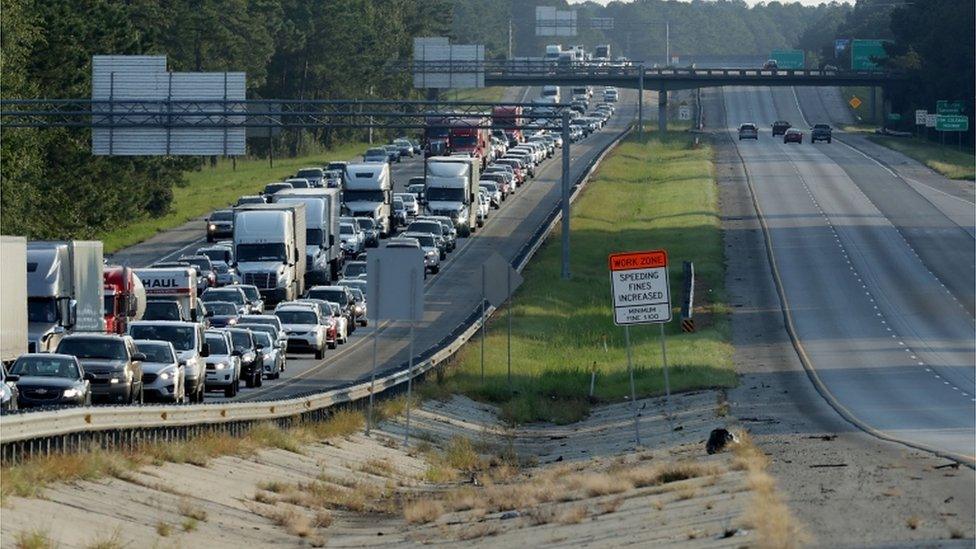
<box><xmin>315</xmin><ymin>348</ymin><xmax>325</xmax><ymax>359</ymax></box>
<box><xmin>359</xmin><ymin>319</ymin><xmax>367</xmax><ymax>327</ymax></box>
<box><xmin>431</xmin><ymin>265</ymin><xmax>440</xmax><ymax>274</ymax></box>
<box><xmin>827</xmin><ymin>138</ymin><xmax>832</xmax><ymax>143</ymax></box>
<box><xmin>255</xmin><ymin>373</ymin><xmax>263</xmax><ymax>387</ymax></box>
<box><xmin>245</xmin><ymin>375</ymin><xmax>255</xmax><ymax>388</ymax></box>
<box><xmin>328</xmin><ymin>341</ymin><xmax>337</xmax><ymax>350</ymax></box>
<box><xmin>225</xmin><ymin>382</ymin><xmax>236</xmax><ymax>398</ymax></box>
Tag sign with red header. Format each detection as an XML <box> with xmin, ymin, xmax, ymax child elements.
<box><xmin>608</xmin><ymin>250</ymin><xmax>671</xmax><ymax>325</ymax></box>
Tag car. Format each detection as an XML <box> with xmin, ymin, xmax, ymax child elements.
<box><xmin>337</xmin><ymin>278</ymin><xmax>368</xmax><ymax>299</ymax></box>
<box><xmin>236</xmin><ymin>195</ymin><xmax>267</xmax><ymax>206</ymax></box>
<box><xmin>339</xmin><ymin>221</ymin><xmax>365</xmax><ymax>256</ymax></box>
<box><xmin>226</xmin><ymin>328</ymin><xmax>263</xmax><ymax>388</ymax></box>
<box><xmin>407</xmin><ymin>220</ymin><xmax>448</xmax><ymax>258</ymax></box>
<box><xmin>418</xmin><ymin>216</ymin><xmax>458</xmax><ymax>250</ymax></box>
<box><xmin>395</xmin><ymin>192</ymin><xmax>420</xmax><ymax>217</ymax></box>
<box><xmin>7</xmin><ymin>353</ymin><xmax>91</xmax><ymax>408</ymax></box>
<box><xmin>197</xmin><ymin>243</ymin><xmax>234</xmax><ymax>266</ymax></box>
<box><xmin>203</xmin><ymin>329</ymin><xmax>241</xmax><ymax>397</ymax></box>
<box><xmin>484</xmin><ymin>164</ymin><xmax>518</xmax><ymax>189</ymax></box>
<box><xmin>201</xmin><ymin>287</ymin><xmax>249</xmax><ymax>315</ymax></box>
<box><xmin>205</xmin><ymin>209</ymin><xmax>234</xmax><ymax>242</ymax></box>
<box><xmin>477</xmin><ymin>189</ymin><xmax>490</xmax><ymax>225</ymax></box>
<box><xmin>203</xmin><ymin>300</ymin><xmax>241</xmax><ymax>328</ymax></box>
<box><xmin>127</xmin><ymin>321</ymin><xmax>208</xmax><ymax>403</ymax></box>
<box><xmin>0</xmin><ymin>366</ymin><xmax>19</xmax><ymax>412</ymax></box>
<box><xmin>236</xmin><ymin>314</ymin><xmax>286</xmax><ymax>349</ymax></box>
<box><xmin>343</xmin><ymin>260</ymin><xmax>368</xmax><ymax>280</ymax></box>
<box><xmin>143</xmin><ymin>299</ymin><xmax>185</xmax><ymax>321</ymax></box>
<box><xmin>348</xmin><ymin>288</ymin><xmax>368</xmax><ymax>327</ymax></box>
<box><xmin>762</xmin><ymin>59</ymin><xmax>778</xmax><ymax>70</ymax></box>
<box><xmin>294</xmin><ymin>300</ymin><xmax>347</xmax><ymax>345</ymax></box>
<box><xmin>211</xmin><ymin>261</ymin><xmax>241</xmax><ymax>286</ymax></box>
<box><xmin>479</xmin><ymin>182</ymin><xmax>502</xmax><ymax>209</ymax></box>
<box><xmin>262</xmin><ymin>181</ymin><xmax>294</xmax><ymax>198</ymax></box>
<box><xmin>393</xmin><ymin>197</ymin><xmax>408</xmax><ymax>227</ymax></box>
<box><xmin>274</xmin><ymin>304</ymin><xmax>328</xmax><ymax>359</ymax></box>
<box><xmin>401</xmin><ymin>232</ymin><xmax>441</xmax><ymax>274</ymax></box>
<box><xmin>226</xmin><ymin>284</ymin><xmax>264</xmax><ymax>314</ymax></box>
<box><xmin>363</xmin><ymin>147</ymin><xmax>389</xmax><ymax>163</ymax></box>
<box><xmin>252</xmin><ymin>330</ymin><xmax>284</xmax><ymax>379</ymax></box>
<box><xmin>355</xmin><ymin>217</ymin><xmax>380</xmax><ymax>248</ymax></box>
<box><xmin>772</xmin><ymin>120</ymin><xmax>791</xmax><ymax>136</ymax></box>
<box><xmin>784</xmin><ymin>128</ymin><xmax>803</xmax><ymax>144</ymax></box>
<box><xmin>811</xmin><ymin>123</ymin><xmax>832</xmax><ymax>143</ymax></box>
<box><xmin>325</xmin><ymin>162</ymin><xmax>349</xmax><ymax>187</ymax></box>
<box><xmin>54</xmin><ymin>334</ymin><xmax>145</xmax><ymax>404</ymax></box>
<box><xmin>406</xmin><ymin>179</ymin><xmax>426</xmax><ymax>201</ymax></box>
<box><xmin>383</xmin><ymin>144</ymin><xmax>402</xmax><ymax>162</ymax></box>
<box><xmin>738</xmin><ymin>123</ymin><xmax>759</xmax><ymax>140</ymax></box>
<box><xmin>295</xmin><ymin>167</ymin><xmax>326</xmax><ymax>188</ymax></box>
<box><xmin>134</xmin><ymin>340</ymin><xmax>185</xmax><ymax>403</ymax></box>
<box><xmin>178</xmin><ymin>255</ymin><xmax>218</xmax><ymax>290</ymax></box>
<box><xmin>323</xmin><ymin>169</ymin><xmax>343</xmax><ymax>188</ymax></box>
<box><xmin>285</xmin><ymin>177</ymin><xmax>311</xmax><ymax>189</ymax></box>
<box><xmin>305</xmin><ymin>286</ymin><xmax>356</xmax><ymax>332</ymax></box>
<box><xmin>151</xmin><ymin>260</ymin><xmax>208</xmax><ymax>292</ymax></box>
<box><xmin>480</xmin><ymin>172</ymin><xmax>511</xmax><ymax>197</ymax></box>
<box><xmin>393</xmin><ymin>138</ymin><xmax>415</xmax><ymax>158</ymax></box>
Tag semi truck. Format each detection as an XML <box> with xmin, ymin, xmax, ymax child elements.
<box><xmin>492</xmin><ymin>106</ymin><xmax>524</xmax><ymax>145</ymax></box>
<box><xmin>1</xmin><ymin>236</ymin><xmax>27</xmax><ymax>365</ymax></box>
<box><xmin>103</xmin><ymin>265</ymin><xmax>146</xmax><ymax>335</ymax></box>
<box><xmin>233</xmin><ymin>203</ymin><xmax>308</xmax><ymax>305</ymax></box>
<box><xmin>134</xmin><ymin>267</ymin><xmax>201</xmax><ymax>322</ymax></box>
<box><xmin>273</xmin><ymin>187</ymin><xmax>343</xmax><ymax>284</ymax></box>
<box><xmin>594</xmin><ymin>44</ymin><xmax>611</xmax><ymax>63</ymax></box>
<box><xmin>448</xmin><ymin>117</ymin><xmax>491</xmax><ymax>169</ymax></box>
<box><xmin>343</xmin><ymin>162</ymin><xmax>393</xmax><ymax>238</ymax></box>
<box><xmin>423</xmin><ymin>115</ymin><xmax>453</xmax><ymax>157</ymax></box>
<box><xmin>545</xmin><ymin>44</ymin><xmax>562</xmax><ymax>62</ymax></box>
<box><xmin>425</xmin><ymin>156</ymin><xmax>480</xmax><ymax>237</ymax></box>
<box><xmin>26</xmin><ymin>241</ymin><xmax>105</xmax><ymax>353</ymax></box>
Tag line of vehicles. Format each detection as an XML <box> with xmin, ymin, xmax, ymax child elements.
<box><xmin>0</xmin><ymin>86</ymin><xmax>618</xmax><ymax>412</ymax></box>
<box><xmin>738</xmin><ymin>121</ymin><xmax>833</xmax><ymax>144</ymax></box>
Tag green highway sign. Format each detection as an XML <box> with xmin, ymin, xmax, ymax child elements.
<box><xmin>936</xmin><ymin>100</ymin><xmax>965</xmax><ymax>115</ymax></box>
<box><xmin>887</xmin><ymin>113</ymin><xmax>902</xmax><ymax>122</ymax></box>
<box><xmin>771</xmin><ymin>49</ymin><xmax>805</xmax><ymax>69</ymax></box>
<box><xmin>851</xmin><ymin>39</ymin><xmax>888</xmax><ymax>71</ymax></box>
<box><xmin>936</xmin><ymin>115</ymin><xmax>969</xmax><ymax>132</ymax></box>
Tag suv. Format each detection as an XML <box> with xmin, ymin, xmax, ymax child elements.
<box><xmin>738</xmin><ymin>123</ymin><xmax>759</xmax><ymax>140</ymax></box>
<box><xmin>811</xmin><ymin>124</ymin><xmax>832</xmax><ymax>144</ymax></box>
<box><xmin>274</xmin><ymin>304</ymin><xmax>328</xmax><ymax>359</ymax></box>
<box><xmin>227</xmin><ymin>328</ymin><xmax>264</xmax><ymax>388</ymax></box>
<box><xmin>134</xmin><ymin>340</ymin><xmax>184</xmax><ymax>403</ymax></box>
<box><xmin>201</xmin><ymin>286</ymin><xmax>249</xmax><ymax>315</ymax></box>
<box><xmin>305</xmin><ymin>286</ymin><xmax>356</xmax><ymax>333</ymax></box>
<box><xmin>55</xmin><ymin>334</ymin><xmax>146</xmax><ymax>404</ymax></box>
<box><xmin>128</xmin><ymin>321</ymin><xmax>209</xmax><ymax>403</ymax></box>
<box><xmin>203</xmin><ymin>329</ymin><xmax>241</xmax><ymax>397</ymax></box>
<box><xmin>771</xmin><ymin>121</ymin><xmax>791</xmax><ymax>136</ymax></box>
<box><xmin>205</xmin><ymin>209</ymin><xmax>234</xmax><ymax>242</ymax></box>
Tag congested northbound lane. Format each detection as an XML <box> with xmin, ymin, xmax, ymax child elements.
<box><xmin>724</xmin><ymin>86</ymin><xmax>976</xmax><ymax>460</ymax></box>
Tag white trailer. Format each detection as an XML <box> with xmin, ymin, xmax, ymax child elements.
<box><xmin>1</xmin><ymin>236</ymin><xmax>27</xmax><ymax>364</ymax></box>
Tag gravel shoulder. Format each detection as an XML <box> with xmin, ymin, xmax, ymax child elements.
<box><xmin>709</xmin><ymin>85</ymin><xmax>975</xmax><ymax>547</ymax></box>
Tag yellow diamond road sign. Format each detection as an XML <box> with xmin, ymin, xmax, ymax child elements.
<box><xmin>849</xmin><ymin>96</ymin><xmax>862</xmax><ymax>109</ymax></box>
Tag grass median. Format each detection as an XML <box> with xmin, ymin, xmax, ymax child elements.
<box><xmin>97</xmin><ymin>143</ymin><xmax>368</xmax><ymax>253</ymax></box>
<box><xmin>866</xmin><ymin>135</ymin><xmax>975</xmax><ymax>180</ymax></box>
<box><xmin>424</xmin><ymin>129</ymin><xmax>736</xmax><ymax>424</ymax></box>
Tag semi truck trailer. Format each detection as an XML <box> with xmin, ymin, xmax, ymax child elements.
<box><xmin>425</xmin><ymin>156</ymin><xmax>480</xmax><ymax>237</ymax></box>
<box><xmin>272</xmin><ymin>187</ymin><xmax>343</xmax><ymax>284</ymax></box>
<box><xmin>1</xmin><ymin>236</ymin><xmax>27</xmax><ymax>365</ymax></box>
<box><xmin>233</xmin><ymin>203</ymin><xmax>307</xmax><ymax>305</ymax></box>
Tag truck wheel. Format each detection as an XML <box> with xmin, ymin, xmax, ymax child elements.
<box><xmin>225</xmin><ymin>381</ymin><xmax>236</xmax><ymax>398</ymax></box>
<box><xmin>359</xmin><ymin>319</ymin><xmax>368</xmax><ymax>327</ymax></box>
<box><xmin>477</xmin><ymin>219</ymin><xmax>485</xmax><ymax>228</ymax></box>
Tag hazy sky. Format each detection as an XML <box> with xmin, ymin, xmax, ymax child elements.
<box><xmin>566</xmin><ymin>0</ymin><xmax>851</xmax><ymax>5</ymax></box>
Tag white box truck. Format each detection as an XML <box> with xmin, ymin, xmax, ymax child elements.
<box><xmin>1</xmin><ymin>236</ymin><xmax>27</xmax><ymax>364</ymax></box>
<box><xmin>133</xmin><ymin>267</ymin><xmax>201</xmax><ymax>322</ymax></box>
<box><xmin>425</xmin><ymin>156</ymin><xmax>479</xmax><ymax>237</ymax></box>
<box><xmin>272</xmin><ymin>187</ymin><xmax>343</xmax><ymax>284</ymax></box>
<box><xmin>233</xmin><ymin>203</ymin><xmax>307</xmax><ymax>305</ymax></box>
<box><xmin>26</xmin><ymin>241</ymin><xmax>105</xmax><ymax>353</ymax></box>
<box><xmin>343</xmin><ymin>162</ymin><xmax>393</xmax><ymax>238</ymax></box>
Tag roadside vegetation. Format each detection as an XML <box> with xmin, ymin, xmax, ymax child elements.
<box><xmin>97</xmin><ymin>143</ymin><xmax>367</xmax><ymax>252</ymax></box>
<box><xmin>423</xmin><ymin>129</ymin><xmax>736</xmax><ymax>424</ymax></box>
<box><xmin>446</xmin><ymin>87</ymin><xmax>507</xmax><ymax>103</ymax></box>
<box><xmin>865</xmin><ymin>135</ymin><xmax>975</xmax><ymax>181</ymax></box>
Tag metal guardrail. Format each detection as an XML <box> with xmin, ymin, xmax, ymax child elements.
<box><xmin>0</xmin><ymin>116</ymin><xmax>637</xmax><ymax>463</ymax></box>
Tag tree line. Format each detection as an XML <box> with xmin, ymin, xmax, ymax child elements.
<box><xmin>0</xmin><ymin>0</ymin><xmax>450</xmax><ymax>240</ymax></box>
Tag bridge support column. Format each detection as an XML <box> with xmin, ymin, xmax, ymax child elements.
<box><xmin>658</xmin><ymin>85</ymin><xmax>668</xmax><ymax>134</ymax></box>
<box><xmin>638</xmin><ymin>65</ymin><xmax>645</xmax><ymax>138</ymax></box>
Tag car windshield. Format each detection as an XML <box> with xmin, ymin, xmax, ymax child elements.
<box><xmin>211</xmin><ymin>210</ymin><xmax>233</xmax><ymax>221</ymax></box>
<box><xmin>202</xmin><ymin>289</ymin><xmax>244</xmax><ymax>305</ymax></box>
<box><xmin>181</xmin><ymin>257</ymin><xmax>211</xmax><ymax>271</ymax></box>
<box><xmin>408</xmin><ymin>222</ymin><xmax>442</xmax><ymax>235</ymax></box>
<box><xmin>340</xmin><ymin>224</ymin><xmax>356</xmax><ymax>235</ymax></box>
<box><xmin>129</xmin><ymin>325</ymin><xmax>196</xmax><ymax>351</ymax></box>
<box><xmin>236</xmin><ymin>243</ymin><xmax>286</xmax><ymax>262</ymax></box>
<box><xmin>264</xmin><ymin>183</ymin><xmax>291</xmax><ymax>194</ymax></box>
<box><xmin>239</xmin><ymin>324</ymin><xmax>276</xmax><ymax>340</ymax></box>
<box><xmin>205</xmin><ymin>334</ymin><xmax>229</xmax><ymax>354</ymax></box>
<box><xmin>344</xmin><ymin>189</ymin><xmax>386</xmax><ymax>202</ymax></box>
<box><xmin>275</xmin><ymin>310</ymin><xmax>318</xmax><ymax>325</ymax></box>
<box><xmin>356</xmin><ymin>218</ymin><xmax>376</xmax><ymax>230</ymax></box>
<box><xmin>27</xmin><ymin>298</ymin><xmax>57</xmax><ymax>323</ymax></box>
<box><xmin>11</xmin><ymin>356</ymin><xmax>79</xmax><ymax>378</ymax></box>
<box><xmin>212</xmin><ymin>263</ymin><xmax>229</xmax><ymax>274</ymax></box>
<box><xmin>425</xmin><ymin>188</ymin><xmax>464</xmax><ymax>202</ymax></box>
<box><xmin>229</xmin><ymin>331</ymin><xmax>252</xmax><ymax>351</ymax></box>
<box><xmin>136</xmin><ymin>343</ymin><xmax>175</xmax><ymax>363</ymax></box>
<box><xmin>365</xmin><ymin>148</ymin><xmax>386</xmax><ymax>156</ymax></box>
<box><xmin>393</xmin><ymin>199</ymin><xmax>404</xmax><ymax>210</ymax></box>
<box><xmin>307</xmin><ymin>288</ymin><xmax>347</xmax><ymax>305</ymax></box>
<box><xmin>144</xmin><ymin>301</ymin><xmax>181</xmax><ymax>321</ymax></box>
<box><xmin>103</xmin><ymin>294</ymin><xmax>115</xmax><ymax>315</ymax></box>
<box><xmin>349</xmin><ymin>289</ymin><xmax>364</xmax><ymax>302</ymax></box>
<box><xmin>814</xmin><ymin>124</ymin><xmax>831</xmax><ymax>129</ymax></box>
<box><xmin>238</xmin><ymin>196</ymin><xmax>264</xmax><ymax>205</ymax></box>
<box><xmin>253</xmin><ymin>332</ymin><xmax>273</xmax><ymax>348</ymax></box>
<box><xmin>345</xmin><ymin>262</ymin><xmax>367</xmax><ymax>277</ymax></box>
<box><xmin>412</xmin><ymin>234</ymin><xmax>436</xmax><ymax>247</ymax></box>
<box><xmin>235</xmin><ymin>286</ymin><xmax>260</xmax><ymax>301</ymax></box>
<box><xmin>400</xmin><ymin>194</ymin><xmax>416</xmax><ymax>204</ymax></box>
<box><xmin>297</xmin><ymin>169</ymin><xmax>322</xmax><ymax>179</ymax></box>
<box><xmin>241</xmin><ymin>316</ymin><xmax>280</xmax><ymax>330</ymax></box>
<box><xmin>480</xmin><ymin>183</ymin><xmax>497</xmax><ymax>193</ymax></box>
<box><xmin>306</xmin><ymin>228</ymin><xmax>324</xmax><ymax>244</ymax></box>
<box><xmin>204</xmin><ymin>301</ymin><xmax>238</xmax><ymax>315</ymax></box>
<box><xmin>394</xmin><ymin>140</ymin><xmax>410</xmax><ymax>147</ymax></box>
<box><xmin>56</xmin><ymin>338</ymin><xmax>127</xmax><ymax>360</ymax></box>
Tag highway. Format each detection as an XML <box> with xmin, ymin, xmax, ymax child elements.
<box><xmin>723</xmin><ymin>85</ymin><xmax>976</xmax><ymax>460</ymax></box>
<box><xmin>112</xmin><ymin>89</ymin><xmax>636</xmax><ymax>404</ymax></box>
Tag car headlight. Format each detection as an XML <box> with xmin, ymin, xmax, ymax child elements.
<box><xmin>109</xmin><ymin>378</ymin><xmax>120</xmax><ymax>384</ymax></box>
<box><xmin>215</xmin><ymin>362</ymin><xmax>227</xmax><ymax>370</ymax></box>
<box><xmin>159</xmin><ymin>371</ymin><xmax>173</xmax><ymax>381</ymax></box>
<box><xmin>208</xmin><ymin>224</ymin><xmax>216</xmax><ymax>231</ymax></box>
<box><xmin>63</xmin><ymin>388</ymin><xmax>81</xmax><ymax>398</ymax></box>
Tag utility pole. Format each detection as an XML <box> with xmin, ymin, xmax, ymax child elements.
<box><xmin>508</xmin><ymin>18</ymin><xmax>513</xmax><ymax>59</ymax></box>
<box><xmin>665</xmin><ymin>21</ymin><xmax>670</xmax><ymax>66</ymax></box>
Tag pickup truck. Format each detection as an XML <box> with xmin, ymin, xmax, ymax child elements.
<box><xmin>811</xmin><ymin>124</ymin><xmax>832</xmax><ymax>144</ymax></box>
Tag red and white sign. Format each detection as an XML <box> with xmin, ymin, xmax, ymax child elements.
<box><xmin>608</xmin><ymin>250</ymin><xmax>671</xmax><ymax>325</ymax></box>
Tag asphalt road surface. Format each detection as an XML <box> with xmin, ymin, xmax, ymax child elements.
<box><xmin>112</xmin><ymin>88</ymin><xmax>636</xmax><ymax>404</ymax></box>
<box><xmin>723</xmin><ymin>85</ymin><xmax>975</xmax><ymax>461</ymax></box>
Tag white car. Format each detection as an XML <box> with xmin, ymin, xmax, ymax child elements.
<box><xmin>394</xmin><ymin>192</ymin><xmax>420</xmax><ymax>217</ymax></box>
<box><xmin>339</xmin><ymin>221</ymin><xmax>365</xmax><ymax>255</ymax></box>
<box><xmin>202</xmin><ymin>329</ymin><xmax>241</xmax><ymax>397</ymax></box>
<box><xmin>477</xmin><ymin>189</ymin><xmax>490</xmax><ymax>226</ymax></box>
<box><xmin>479</xmin><ymin>182</ymin><xmax>502</xmax><ymax>209</ymax></box>
<box><xmin>133</xmin><ymin>339</ymin><xmax>185</xmax><ymax>403</ymax></box>
<box><xmin>325</xmin><ymin>302</ymin><xmax>350</xmax><ymax>344</ymax></box>
<box><xmin>274</xmin><ymin>304</ymin><xmax>328</xmax><ymax>359</ymax></box>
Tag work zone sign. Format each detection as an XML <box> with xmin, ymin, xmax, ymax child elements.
<box><xmin>608</xmin><ymin>250</ymin><xmax>672</xmax><ymax>325</ymax></box>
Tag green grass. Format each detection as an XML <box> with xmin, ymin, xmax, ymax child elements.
<box><xmin>866</xmin><ymin>135</ymin><xmax>975</xmax><ymax>180</ymax></box>
<box><xmin>424</xmin><ymin>130</ymin><xmax>736</xmax><ymax>424</ymax></box>
<box><xmin>96</xmin><ymin>143</ymin><xmax>368</xmax><ymax>253</ymax></box>
<box><xmin>446</xmin><ymin>87</ymin><xmax>507</xmax><ymax>103</ymax></box>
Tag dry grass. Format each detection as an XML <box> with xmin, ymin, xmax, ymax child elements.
<box><xmin>455</xmin><ymin>522</ymin><xmax>500</xmax><ymax>541</ymax></box>
<box><xmin>14</xmin><ymin>529</ymin><xmax>54</xmax><ymax>549</ymax></box>
<box><xmin>155</xmin><ymin>521</ymin><xmax>173</xmax><ymax>537</ymax></box>
<box><xmin>557</xmin><ymin>505</ymin><xmax>588</xmax><ymax>524</ymax></box>
<box><xmin>358</xmin><ymin>458</ymin><xmax>397</xmax><ymax>477</ymax></box>
<box><xmin>597</xmin><ymin>497</ymin><xmax>624</xmax><ymax>515</ymax></box>
<box><xmin>623</xmin><ymin>461</ymin><xmax>718</xmax><ymax>489</ymax></box>
<box><xmin>404</xmin><ymin>499</ymin><xmax>445</xmax><ymax>524</ymax></box>
<box><xmin>84</xmin><ymin>528</ymin><xmax>124</xmax><ymax>549</ymax></box>
<box><xmin>527</xmin><ymin>506</ymin><xmax>556</xmax><ymax>525</ymax></box>
<box><xmin>676</xmin><ymin>486</ymin><xmax>698</xmax><ymax>500</ymax></box>
<box><xmin>182</xmin><ymin>518</ymin><xmax>198</xmax><ymax>532</ymax></box>
<box><xmin>949</xmin><ymin>527</ymin><xmax>965</xmax><ymax>539</ymax></box>
<box><xmin>177</xmin><ymin>498</ymin><xmax>208</xmax><ymax>521</ymax></box>
<box><xmin>269</xmin><ymin>507</ymin><xmax>316</xmax><ymax>538</ymax></box>
<box><xmin>906</xmin><ymin>516</ymin><xmax>920</xmax><ymax>530</ymax></box>
<box><xmin>444</xmin><ymin>486</ymin><xmax>484</xmax><ymax>511</ymax></box>
<box><xmin>564</xmin><ymin>472</ymin><xmax>633</xmax><ymax>497</ymax></box>
<box><xmin>653</xmin><ymin>499</ymin><xmax>665</xmax><ymax>511</ymax></box>
<box><xmin>313</xmin><ymin>509</ymin><xmax>334</xmax><ymax>528</ymax></box>
<box><xmin>733</xmin><ymin>432</ymin><xmax>808</xmax><ymax>548</ymax></box>
<box><xmin>881</xmin><ymin>487</ymin><xmax>902</xmax><ymax>497</ymax></box>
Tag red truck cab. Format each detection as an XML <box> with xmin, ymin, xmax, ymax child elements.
<box><xmin>424</xmin><ymin>116</ymin><xmax>452</xmax><ymax>158</ymax></box>
<box><xmin>492</xmin><ymin>106</ymin><xmax>523</xmax><ymax>145</ymax></box>
<box><xmin>103</xmin><ymin>266</ymin><xmax>146</xmax><ymax>335</ymax></box>
<box><xmin>449</xmin><ymin>117</ymin><xmax>490</xmax><ymax>169</ymax></box>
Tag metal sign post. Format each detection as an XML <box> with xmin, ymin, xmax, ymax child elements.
<box><xmin>507</xmin><ymin>268</ymin><xmax>513</xmax><ymax>393</ymax></box>
<box><xmin>366</xmin><ymin>266</ymin><xmax>381</xmax><ymax>437</ymax></box>
<box><xmin>481</xmin><ymin>263</ymin><xmax>487</xmax><ymax>383</ymax></box>
<box><xmin>561</xmin><ymin>111</ymin><xmax>572</xmax><ymax>280</ymax></box>
<box><xmin>481</xmin><ymin>253</ymin><xmax>523</xmax><ymax>394</ymax></box>
<box><xmin>404</xmin><ymin>268</ymin><xmax>418</xmax><ymax>446</ymax></box>
<box><xmin>608</xmin><ymin>249</ymin><xmax>673</xmax><ymax>448</ymax></box>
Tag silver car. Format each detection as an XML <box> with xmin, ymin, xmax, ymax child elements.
<box><xmin>237</xmin><ymin>315</ymin><xmax>286</xmax><ymax>350</ymax></box>
<box><xmin>252</xmin><ymin>330</ymin><xmax>284</xmax><ymax>379</ymax></box>
<box><xmin>274</xmin><ymin>305</ymin><xmax>327</xmax><ymax>359</ymax></box>
<box><xmin>134</xmin><ymin>340</ymin><xmax>185</xmax><ymax>403</ymax></box>
<box><xmin>203</xmin><ymin>329</ymin><xmax>241</xmax><ymax>397</ymax></box>
<box><xmin>401</xmin><ymin>232</ymin><xmax>440</xmax><ymax>274</ymax></box>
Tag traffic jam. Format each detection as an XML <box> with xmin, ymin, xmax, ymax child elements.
<box><xmin>0</xmin><ymin>86</ymin><xmax>617</xmax><ymax>411</ymax></box>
